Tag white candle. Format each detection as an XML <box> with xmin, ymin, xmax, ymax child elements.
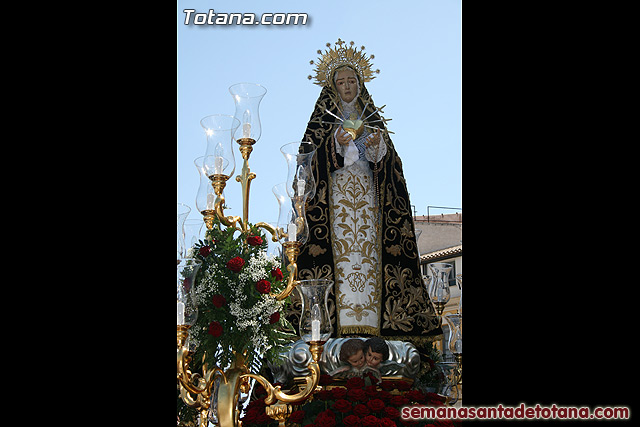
<box><xmin>297</xmin><ymin>179</ymin><xmax>306</xmax><ymax>196</ymax></box>
<box><xmin>206</xmin><ymin>193</ymin><xmax>215</xmax><ymax>210</ymax></box>
<box><xmin>287</xmin><ymin>223</ymin><xmax>297</xmax><ymax>241</ymax></box>
<box><xmin>311</xmin><ymin>319</ymin><xmax>320</xmax><ymax>341</ymax></box>
<box><xmin>242</xmin><ymin>123</ymin><xmax>251</xmax><ymax>138</ymax></box>
<box><xmin>214</xmin><ymin>156</ymin><xmax>224</xmax><ymax>174</ymax></box>
<box><xmin>177</xmin><ymin>301</ymin><xmax>185</xmax><ymax>325</ymax></box>
<box><xmin>311</xmin><ymin>304</ymin><xmax>321</xmax><ymax>341</ymax></box>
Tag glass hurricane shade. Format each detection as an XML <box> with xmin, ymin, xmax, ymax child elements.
<box><xmin>428</xmin><ymin>262</ymin><xmax>453</xmax><ymax>304</ymax></box>
<box><xmin>444</xmin><ymin>313</ymin><xmax>462</xmax><ymax>355</ymax></box>
<box><xmin>177</xmin><ymin>258</ymin><xmax>202</xmax><ymax>327</ymax></box>
<box><xmin>276</xmin><ymin>195</ymin><xmax>309</xmax><ymax>245</ymax></box>
<box><xmin>229</xmin><ymin>83</ymin><xmax>267</xmax><ymax>142</ymax></box>
<box><xmin>199</xmin><ymin>115</ymin><xmax>240</xmax><ymax>178</ymax></box>
<box><xmin>296</xmin><ymin>279</ymin><xmax>334</xmax><ymax>344</ymax></box>
<box><xmin>177</xmin><ymin>203</ymin><xmax>191</xmax><ymax>259</ymax></box>
<box><xmin>194</xmin><ymin>156</ymin><xmax>218</xmax><ymax>213</ymax></box>
<box><xmin>280</xmin><ymin>142</ymin><xmax>318</xmax><ymax>200</ymax></box>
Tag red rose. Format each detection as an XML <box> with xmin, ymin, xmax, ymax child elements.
<box><xmin>343</xmin><ymin>415</ymin><xmax>362</xmax><ymax>427</ymax></box>
<box><xmin>405</xmin><ymin>390</ymin><xmax>426</xmax><ymax>404</ymax></box>
<box><xmin>211</xmin><ymin>294</ymin><xmax>226</xmax><ymax>308</ymax></box>
<box><xmin>319</xmin><ymin>409</ymin><xmax>336</xmax><ymax>419</ymax></box>
<box><xmin>379</xmin><ymin>418</ymin><xmax>397</xmax><ymax>427</ymax></box>
<box><xmin>365</xmin><ymin>385</ymin><xmax>379</xmax><ymax>399</ymax></box>
<box><xmin>207</xmin><ymin>321</ymin><xmax>222</xmax><ymax>337</ymax></box>
<box><xmin>246</xmin><ymin>398</ymin><xmax>266</xmax><ymax>410</ymax></box>
<box><xmin>270</xmin><ymin>267</ymin><xmax>284</xmax><ymax>281</ymax></box>
<box><xmin>316</xmin><ymin>410</ymin><xmax>336</xmax><ymax>427</ymax></box>
<box><xmin>382</xmin><ymin>407</ymin><xmax>400</xmax><ymax>419</ymax></box>
<box><xmin>380</xmin><ymin>381</ymin><xmax>395</xmax><ymax>391</ymax></box>
<box><xmin>289</xmin><ymin>410</ymin><xmax>305</xmax><ymax>424</ymax></box>
<box><xmin>426</xmin><ymin>392</ymin><xmax>446</xmax><ymax>406</ymax></box>
<box><xmin>256</xmin><ymin>279</ymin><xmax>271</xmax><ymax>294</ymax></box>
<box><xmin>333</xmin><ymin>399</ymin><xmax>352</xmax><ymax>413</ymax></box>
<box><xmin>346</xmin><ymin>376</ymin><xmax>365</xmax><ymax>389</ymax></box>
<box><xmin>362</xmin><ymin>415</ymin><xmax>380</xmax><ymax>427</ymax></box>
<box><xmin>241</xmin><ymin>407</ymin><xmax>259</xmax><ymax>424</ymax></box>
<box><xmin>366</xmin><ymin>399</ymin><xmax>385</xmax><ymax>412</ymax></box>
<box><xmin>354</xmin><ymin>403</ymin><xmax>370</xmax><ymax>417</ymax></box>
<box><xmin>331</xmin><ymin>387</ymin><xmax>347</xmax><ymax>400</ymax></box>
<box><xmin>255</xmin><ymin>410</ymin><xmax>272</xmax><ymax>424</ymax></box>
<box><xmin>389</xmin><ymin>395</ymin><xmax>409</xmax><ymax>407</ymax></box>
<box><xmin>198</xmin><ymin>245</ymin><xmax>211</xmax><ymax>257</ymax></box>
<box><xmin>378</xmin><ymin>390</ymin><xmax>392</xmax><ymax>402</ymax></box>
<box><xmin>269</xmin><ymin>311</ymin><xmax>280</xmax><ymax>324</ymax></box>
<box><xmin>226</xmin><ymin>256</ymin><xmax>245</xmax><ymax>273</ymax></box>
<box><xmin>247</xmin><ymin>235</ymin><xmax>263</xmax><ymax>246</ymax></box>
<box><xmin>348</xmin><ymin>388</ymin><xmax>367</xmax><ymax>402</ymax></box>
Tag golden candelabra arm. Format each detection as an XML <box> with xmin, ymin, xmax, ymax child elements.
<box><xmin>254</xmin><ymin>222</ymin><xmax>283</xmax><ymax>243</ymax></box>
<box><xmin>210</xmin><ymin>174</ymin><xmax>244</xmax><ymax>231</ymax></box>
<box><xmin>236</xmin><ymin>138</ymin><xmax>257</xmax><ymax>231</ymax></box>
<box><xmin>178</xmin><ymin>327</ymin><xmax>239</xmax><ymax>427</ymax></box>
<box><xmin>193</xmin><ymin>344</ymin><xmax>323</xmax><ymax>427</ymax></box>
<box><xmin>271</xmin><ymin>241</ymin><xmax>301</xmax><ymax>301</ymax></box>
<box><xmin>242</xmin><ymin>360</ymin><xmax>320</xmax><ymax>405</ymax></box>
<box><xmin>178</xmin><ymin>337</ymin><xmax>226</xmax><ymax>397</ymax></box>
<box><xmin>177</xmin><ymin>333</ymin><xmax>228</xmax><ymax>427</ymax></box>
<box><xmin>239</xmin><ymin>341</ymin><xmax>324</xmax><ymax>427</ymax></box>
<box><xmin>215</xmin><ymin>352</ymin><xmax>251</xmax><ymax>427</ymax></box>
<box><xmin>252</xmin><ymin>223</ymin><xmax>302</xmax><ymax>302</ymax></box>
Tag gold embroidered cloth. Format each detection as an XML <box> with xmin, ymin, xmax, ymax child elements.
<box><xmin>330</xmin><ymin>159</ymin><xmax>380</xmax><ymax>335</ymax></box>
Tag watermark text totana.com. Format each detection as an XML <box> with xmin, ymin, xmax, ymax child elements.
<box><xmin>183</xmin><ymin>9</ymin><xmax>309</xmax><ymax>26</ymax></box>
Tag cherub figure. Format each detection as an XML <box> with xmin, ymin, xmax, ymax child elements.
<box><xmin>329</xmin><ymin>338</ymin><xmax>380</xmax><ymax>379</ymax></box>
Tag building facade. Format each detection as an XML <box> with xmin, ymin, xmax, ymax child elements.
<box><xmin>414</xmin><ymin>213</ymin><xmax>462</xmax><ymax>361</ymax></box>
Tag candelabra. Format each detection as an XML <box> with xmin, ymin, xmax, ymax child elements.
<box><xmin>178</xmin><ymin>83</ymin><xmax>330</xmax><ymax>427</ymax></box>
<box><xmin>427</xmin><ymin>263</ymin><xmax>462</xmax><ymax>402</ymax></box>
<box><xmin>428</xmin><ymin>263</ymin><xmax>453</xmax><ymax>316</ymax></box>
<box><xmin>444</xmin><ymin>313</ymin><xmax>462</xmax><ymax>385</ymax></box>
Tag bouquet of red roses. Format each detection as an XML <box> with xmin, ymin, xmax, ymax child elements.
<box><xmin>242</xmin><ymin>374</ymin><xmax>455</xmax><ymax>427</ymax></box>
<box><xmin>185</xmin><ymin>217</ymin><xmax>296</xmax><ymax>373</ymax></box>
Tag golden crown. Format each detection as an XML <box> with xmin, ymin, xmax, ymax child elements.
<box><xmin>308</xmin><ymin>38</ymin><xmax>380</xmax><ymax>87</ymax></box>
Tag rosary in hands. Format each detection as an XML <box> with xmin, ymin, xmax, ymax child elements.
<box><xmin>337</xmin><ymin>127</ymin><xmax>381</xmax><ymax>147</ymax></box>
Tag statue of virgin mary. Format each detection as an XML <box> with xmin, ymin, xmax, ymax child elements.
<box><xmin>290</xmin><ymin>39</ymin><xmax>442</xmax><ymax>347</ymax></box>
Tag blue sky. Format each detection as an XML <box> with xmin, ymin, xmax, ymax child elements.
<box><xmin>178</xmin><ymin>0</ymin><xmax>461</xmax><ymax>247</ymax></box>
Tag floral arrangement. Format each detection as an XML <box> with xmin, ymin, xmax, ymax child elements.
<box><xmin>185</xmin><ymin>216</ymin><xmax>297</xmax><ymax>372</ymax></box>
<box><xmin>242</xmin><ymin>374</ymin><xmax>457</xmax><ymax>427</ymax></box>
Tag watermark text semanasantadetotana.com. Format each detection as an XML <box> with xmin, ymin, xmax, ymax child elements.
<box><xmin>183</xmin><ymin>9</ymin><xmax>308</xmax><ymax>26</ymax></box>
<box><xmin>401</xmin><ymin>403</ymin><xmax>630</xmax><ymax>421</ymax></box>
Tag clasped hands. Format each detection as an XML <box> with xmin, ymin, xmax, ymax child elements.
<box><xmin>336</xmin><ymin>127</ymin><xmax>381</xmax><ymax>147</ymax></box>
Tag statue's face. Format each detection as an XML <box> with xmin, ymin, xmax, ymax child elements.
<box><xmin>347</xmin><ymin>349</ymin><xmax>366</xmax><ymax>369</ymax></box>
<box><xmin>335</xmin><ymin>68</ymin><xmax>358</xmax><ymax>103</ymax></box>
<box><xmin>366</xmin><ymin>348</ymin><xmax>383</xmax><ymax>369</ymax></box>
